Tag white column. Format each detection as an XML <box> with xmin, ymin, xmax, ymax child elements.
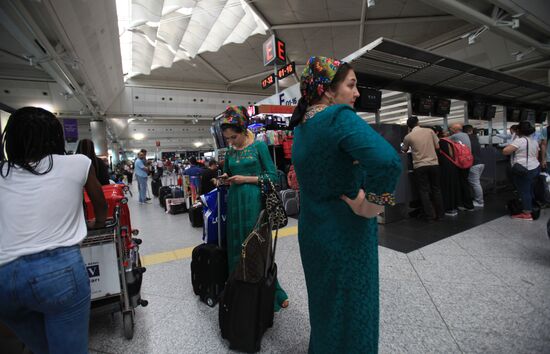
<box><xmin>90</xmin><ymin>120</ymin><xmax>108</xmax><ymax>157</ymax></box>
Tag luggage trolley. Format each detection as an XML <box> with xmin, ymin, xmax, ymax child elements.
<box><xmin>81</xmin><ymin>195</ymin><xmax>148</xmax><ymax>340</ymax></box>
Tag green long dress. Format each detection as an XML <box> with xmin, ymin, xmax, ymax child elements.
<box><xmin>292</xmin><ymin>105</ymin><xmax>402</xmax><ymax>353</ymax></box>
<box><xmin>223</xmin><ymin>140</ymin><xmax>288</xmax><ymax>310</ymax></box>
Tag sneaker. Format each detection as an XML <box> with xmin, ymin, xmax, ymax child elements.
<box><xmin>146</xmin><ymin>197</ymin><xmax>151</xmax><ymax>201</ymax></box>
<box><xmin>511</xmin><ymin>212</ymin><xmax>533</xmax><ymax>220</ymax></box>
<box><xmin>473</xmin><ymin>201</ymin><xmax>484</xmax><ymax>208</ymax></box>
<box><xmin>458</xmin><ymin>206</ymin><xmax>475</xmax><ymax>212</ymax></box>
<box><xmin>445</xmin><ymin>209</ymin><xmax>458</xmax><ymax>216</ymax></box>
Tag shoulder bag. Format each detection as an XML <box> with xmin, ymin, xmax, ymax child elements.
<box><xmin>511</xmin><ymin>137</ymin><xmax>529</xmax><ymax>176</ymax></box>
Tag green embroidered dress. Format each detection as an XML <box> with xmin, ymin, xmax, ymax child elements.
<box><xmin>292</xmin><ymin>105</ymin><xmax>402</xmax><ymax>353</ymax></box>
<box><xmin>223</xmin><ymin>140</ymin><xmax>287</xmax><ymax>309</ymax></box>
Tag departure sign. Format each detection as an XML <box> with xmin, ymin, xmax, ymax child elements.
<box><xmin>261</xmin><ymin>74</ymin><xmax>276</xmax><ymax>89</ymax></box>
<box><xmin>277</xmin><ymin>62</ymin><xmax>295</xmax><ymax>80</ymax></box>
<box><xmin>263</xmin><ymin>35</ymin><xmax>286</xmax><ymax>66</ymax></box>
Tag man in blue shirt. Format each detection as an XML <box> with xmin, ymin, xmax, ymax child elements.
<box><xmin>135</xmin><ymin>152</ymin><xmax>150</xmax><ymax>204</ymax></box>
<box><xmin>184</xmin><ymin>157</ymin><xmax>204</xmax><ymax>194</ymax></box>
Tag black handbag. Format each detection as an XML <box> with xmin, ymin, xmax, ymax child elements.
<box><xmin>511</xmin><ymin>138</ymin><xmax>529</xmax><ymax>176</ymax></box>
<box><xmin>234</xmin><ymin>210</ymin><xmax>274</xmax><ymax>283</ymax></box>
<box><xmin>260</xmin><ymin>179</ymin><xmax>288</xmax><ymax>229</ymax></box>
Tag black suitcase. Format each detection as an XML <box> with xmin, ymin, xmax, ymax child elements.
<box><xmin>169</xmin><ymin>201</ymin><xmax>187</xmax><ymax>215</ymax></box>
<box><xmin>151</xmin><ymin>178</ymin><xmax>162</xmax><ymax>197</ymax></box>
<box><xmin>159</xmin><ymin>186</ymin><xmax>172</xmax><ymax>209</ymax></box>
<box><xmin>219</xmin><ymin>264</ymin><xmax>277</xmax><ymax>353</ymax></box>
<box><xmin>191</xmin><ymin>243</ymin><xmax>228</xmax><ymax>307</ymax></box>
<box><xmin>189</xmin><ymin>205</ymin><xmax>203</xmax><ymax>227</ymax></box>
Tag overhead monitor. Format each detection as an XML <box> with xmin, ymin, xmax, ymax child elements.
<box><xmin>520</xmin><ymin>109</ymin><xmax>536</xmax><ymax>124</ymax></box>
<box><xmin>468</xmin><ymin>101</ymin><xmax>487</xmax><ymax>119</ymax></box>
<box><xmin>354</xmin><ymin>88</ymin><xmax>381</xmax><ymax>112</ymax></box>
<box><xmin>484</xmin><ymin>106</ymin><xmax>496</xmax><ymax>120</ymax></box>
<box><xmin>432</xmin><ymin>98</ymin><xmax>451</xmax><ymax>117</ymax></box>
<box><xmin>506</xmin><ymin>107</ymin><xmax>521</xmax><ymax>122</ymax></box>
<box><xmin>411</xmin><ymin>94</ymin><xmax>433</xmax><ymax>116</ymax></box>
<box><xmin>535</xmin><ymin>111</ymin><xmax>547</xmax><ymax>124</ymax></box>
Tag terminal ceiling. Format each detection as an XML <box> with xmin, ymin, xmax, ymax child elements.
<box><xmin>0</xmin><ymin>0</ymin><xmax>549</xmax><ymax>152</ymax></box>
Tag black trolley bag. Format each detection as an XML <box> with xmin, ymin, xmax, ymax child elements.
<box><xmin>219</xmin><ymin>210</ymin><xmax>278</xmax><ymax>353</ymax></box>
<box><xmin>191</xmin><ymin>184</ymin><xmax>227</xmax><ymax>307</ymax></box>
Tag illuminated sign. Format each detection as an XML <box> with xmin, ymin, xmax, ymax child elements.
<box><xmin>277</xmin><ymin>62</ymin><xmax>295</xmax><ymax>80</ymax></box>
<box><xmin>261</xmin><ymin>74</ymin><xmax>276</xmax><ymax>89</ymax></box>
<box><xmin>263</xmin><ymin>35</ymin><xmax>286</xmax><ymax>66</ymax></box>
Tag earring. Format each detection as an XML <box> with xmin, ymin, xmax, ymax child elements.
<box><xmin>328</xmin><ymin>96</ymin><xmax>335</xmax><ymax>105</ymax></box>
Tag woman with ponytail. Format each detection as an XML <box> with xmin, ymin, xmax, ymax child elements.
<box><xmin>291</xmin><ymin>57</ymin><xmax>402</xmax><ymax>353</ymax></box>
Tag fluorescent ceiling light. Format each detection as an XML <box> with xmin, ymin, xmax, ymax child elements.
<box><xmin>133</xmin><ymin>133</ymin><xmax>145</xmax><ymax>140</ymax></box>
<box><xmin>30</xmin><ymin>103</ymin><xmax>54</xmax><ymax>112</ymax></box>
<box><xmin>194</xmin><ymin>141</ymin><xmax>203</xmax><ymax>147</ymax></box>
<box><xmin>133</xmin><ymin>149</ymin><xmax>140</xmax><ymax>153</ymax></box>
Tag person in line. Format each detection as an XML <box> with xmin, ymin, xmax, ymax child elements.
<box><xmin>135</xmin><ymin>151</ymin><xmax>150</xmax><ymax>204</ymax></box>
<box><xmin>200</xmin><ymin>159</ymin><xmax>219</xmax><ymax>195</ymax></box>
<box><xmin>290</xmin><ymin>56</ymin><xmax>402</xmax><ymax>353</ymax></box>
<box><xmin>433</xmin><ymin>130</ymin><xmax>462</xmax><ymax>216</ymax></box>
<box><xmin>0</xmin><ymin>107</ymin><xmax>107</xmax><ymax>354</ymax></box>
<box><xmin>538</xmin><ymin>125</ymin><xmax>550</xmax><ymax>173</ymax></box>
<box><xmin>402</xmin><ymin>116</ymin><xmax>445</xmax><ymax>222</ymax></box>
<box><xmin>449</xmin><ymin>123</ymin><xmax>474</xmax><ymax>211</ymax></box>
<box><xmin>123</xmin><ymin>161</ymin><xmax>134</xmax><ymax>185</ymax></box>
<box><xmin>497</xmin><ymin>124</ymin><xmax>518</xmax><ymax>147</ymax></box>
<box><xmin>463</xmin><ymin>125</ymin><xmax>485</xmax><ymax>208</ymax></box>
<box><xmin>218</xmin><ymin>106</ymin><xmax>289</xmax><ymax>311</ymax></box>
<box><xmin>184</xmin><ymin>156</ymin><xmax>204</xmax><ymax>195</ymax></box>
<box><xmin>75</xmin><ymin>138</ymin><xmax>110</xmax><ymax>185</ymax></box>
<box><xmin>503</xmin><ymin>121</ymin><xmax>540</xmax><ymax>220</ymax></box>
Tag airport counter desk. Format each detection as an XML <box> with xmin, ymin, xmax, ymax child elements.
<box><xmin>376</xmin><ymin>145</ymin><xmax>512</xmax><ymax>224</ymax></box>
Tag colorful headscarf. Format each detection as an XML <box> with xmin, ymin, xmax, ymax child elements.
<box><xmin>221</xmin><ymin>105</ymin><xmax>249</xmax><ymax>129</ymax></box>
<box><xmin>300</xmin><ymin>56</ymin><xmax>344</xmax><ymax>105</ymax></box>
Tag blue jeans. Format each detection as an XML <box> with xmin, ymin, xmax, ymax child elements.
<box><xmin>136</xmin><ymin>175</ymin><xmax>148</xmax><ymax>203</ymax></box>
<box><xmin>0</xmin><ymin>246</ymin><xmax>91</xmax><ymax>354</ymax></box>
<box><xmin>512</xmin><ymin>166</ymin><xmax>540</xmax><ymax>212</ymax></box>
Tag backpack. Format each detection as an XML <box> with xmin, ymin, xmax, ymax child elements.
<box><xmin>440</xmin><ymin>138</ymin><xmax>474</xmax><ymax>169</ymax></box>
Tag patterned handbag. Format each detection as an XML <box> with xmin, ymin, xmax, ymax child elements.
<box><xmin>260</xmin><ymin>178</ymin><xmax>288</xmax><ymax>229</ymax></box>
<box><xmin>233</xmin><ymin>210</ymin><xmax>273</xmax><ymax>283</ymax></box>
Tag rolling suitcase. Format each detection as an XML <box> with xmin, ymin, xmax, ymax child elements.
<box><xmin>151</xmin><ymin>178</ymin><xmax>162</xmax><ymax>197</ymax></box>
<box><xmin>280</xmin><ymin>189</ymin><xmax>299</xmax><ymax>216</ymax></box>
<box><xmin>190</xmin><ymin>243</ymin><xmax>228</xmax><ymax>307</ymax></box>
<box><xmin>159</xmin><ymin>186</ymin><xmax>172</xmax><ymax>209</ymax></box>
<box><xmin>191</xmin><ymin>183</ymin><xmax>227</xmax><ymax>307</ymax></box>
<box><xmin>219</xmin><ymin>211</ymin><xmax>278</xmax><ymax>353</ymax></box>
<box><xmin>189</xmin><ymin>204</ymin><xmax>204</xmax><ymax>227</ymax></box>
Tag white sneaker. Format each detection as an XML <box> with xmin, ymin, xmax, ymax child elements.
<box><xmin>473</xmin><ymin>201</ymin><xmax>484</xmax><ymax>208</ymax></box>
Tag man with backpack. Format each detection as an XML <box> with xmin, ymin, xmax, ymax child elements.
<box><xmin>449</xmin><ymin>123</ymin><xmax>474</xmax><ymax>211</ymax></box>
<box><xmin>402</xmin><ymin>116</ymin><xmax>445</xmax><ymax>222</ymax></box>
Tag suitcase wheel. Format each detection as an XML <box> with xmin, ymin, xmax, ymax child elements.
<box><xmin>206</xmin><ymin>297</ymin><xmax>215</xmax><ymax>307</ymax></box>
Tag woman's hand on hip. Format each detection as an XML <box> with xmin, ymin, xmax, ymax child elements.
<box><xmin>341</xmin><ymin>189</ymin><xmax>384</xmax><ymax>218</ymax></box>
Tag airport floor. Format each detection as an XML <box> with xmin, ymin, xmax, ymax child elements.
<box><xmin>85</xmin><ymin>181</ymin><xmax>550</xmax><ymax>353</ymax></box>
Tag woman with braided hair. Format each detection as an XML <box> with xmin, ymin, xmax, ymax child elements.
<box><xmin>0</xmin><ymin>107</ymin><xmax>107</xmax><ymax>353</ymax></box>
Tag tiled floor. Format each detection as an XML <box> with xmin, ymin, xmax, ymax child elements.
<box><xmin>85</xmin><ymin>181</ymin><xmax>550</xmax><ymax>353</ymax></box>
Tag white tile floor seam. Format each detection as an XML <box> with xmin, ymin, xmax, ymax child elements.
<box><xmin>87</xmin><ymin>182</ymin><xmax>550</xmax><ymax>353</ymax></box>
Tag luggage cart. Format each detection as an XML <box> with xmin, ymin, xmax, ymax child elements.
<box><xmin>81</xmin><ymin>202</ymin><xmax>148</xmax><ymax>340</ymax></box>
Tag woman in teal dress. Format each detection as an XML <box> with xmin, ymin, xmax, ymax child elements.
<box><xmin>290</xmin><ymin>57</ymin><xmax>402</xmax><ymax>353</ymax></box>
<box><xmin>219</xmin><ymin>106</ymin><xmax>289</xmax><ymax>311</ymax></box>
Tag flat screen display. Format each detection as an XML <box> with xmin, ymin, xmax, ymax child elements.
<box><xmin>506</xmin><ymin>107</ymin><xmax>521</xmax><ymax>122</ymax></box>
<box><xmin>484</xmin><ymin>106</ymin><xmax>496</xmax><ymax>120</ymax></box>
<box><xmin>468</xmin><ymin>102</ymin><xmax>486</xmax><ymax>119</ymax></box>
<box><xmin>411</xmin><ymin>94</ymin><xmax>433</xmax><ymax>116</ymax></box>
<box><xmin>432</xmin><ymin>98</ymin><xmax>451</xmax><ymax>116</ymax></box>
<box><xmin>535</xmin><ymin>111</ymin><xmax>547</xmax><ymax>124</ymax></box>
<box><xmin>354</xmin><ymin>88</ymin><xmax>381</xmax><ymax>113</ymax></box>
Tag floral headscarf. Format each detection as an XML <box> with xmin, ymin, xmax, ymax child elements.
<box><xmin>300</xmin><ymin>56</ymin><xmax>344</xmax><ymax>105</ymax></box>
<box><xmin>221</xmin><ymin>105</ymin><xmax>249</xmax><ymax>129</ymax></box>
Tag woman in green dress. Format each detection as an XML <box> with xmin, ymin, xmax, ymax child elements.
<box><xmin>290</xmin><ymin>57</ymin><xmax>402</xmax><ymax>353</ymax></box>
<box><xmin>219</xmin><ymin>106</ymin><xmax>289</xmax><ymax>311</ymax></box>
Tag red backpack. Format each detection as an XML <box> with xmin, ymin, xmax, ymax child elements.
<box><xmin>440</xmin><ymin>138</ymin><xmax>474</xmax><ymax>169</ymax></box>
<box><xmin>287</xmin><ymin>165</ymin><xmax>299</xmax><ymax>190</ymax></box>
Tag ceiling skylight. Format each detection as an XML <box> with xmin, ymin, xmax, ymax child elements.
<box><xmin>116</xmin><ymin>0</ymin><xmax>268</xmax><ymax>80</ymax></box>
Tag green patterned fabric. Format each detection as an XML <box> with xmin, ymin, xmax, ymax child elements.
<box><xmin>223</xmin><ymin>140</ymin><xmax>288</xmax><ymax>310</ymax></box>
<box><xmin>292</xmin><ymin>104</ymin><xmax>402</xmax><ymax>353</ymax></box>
